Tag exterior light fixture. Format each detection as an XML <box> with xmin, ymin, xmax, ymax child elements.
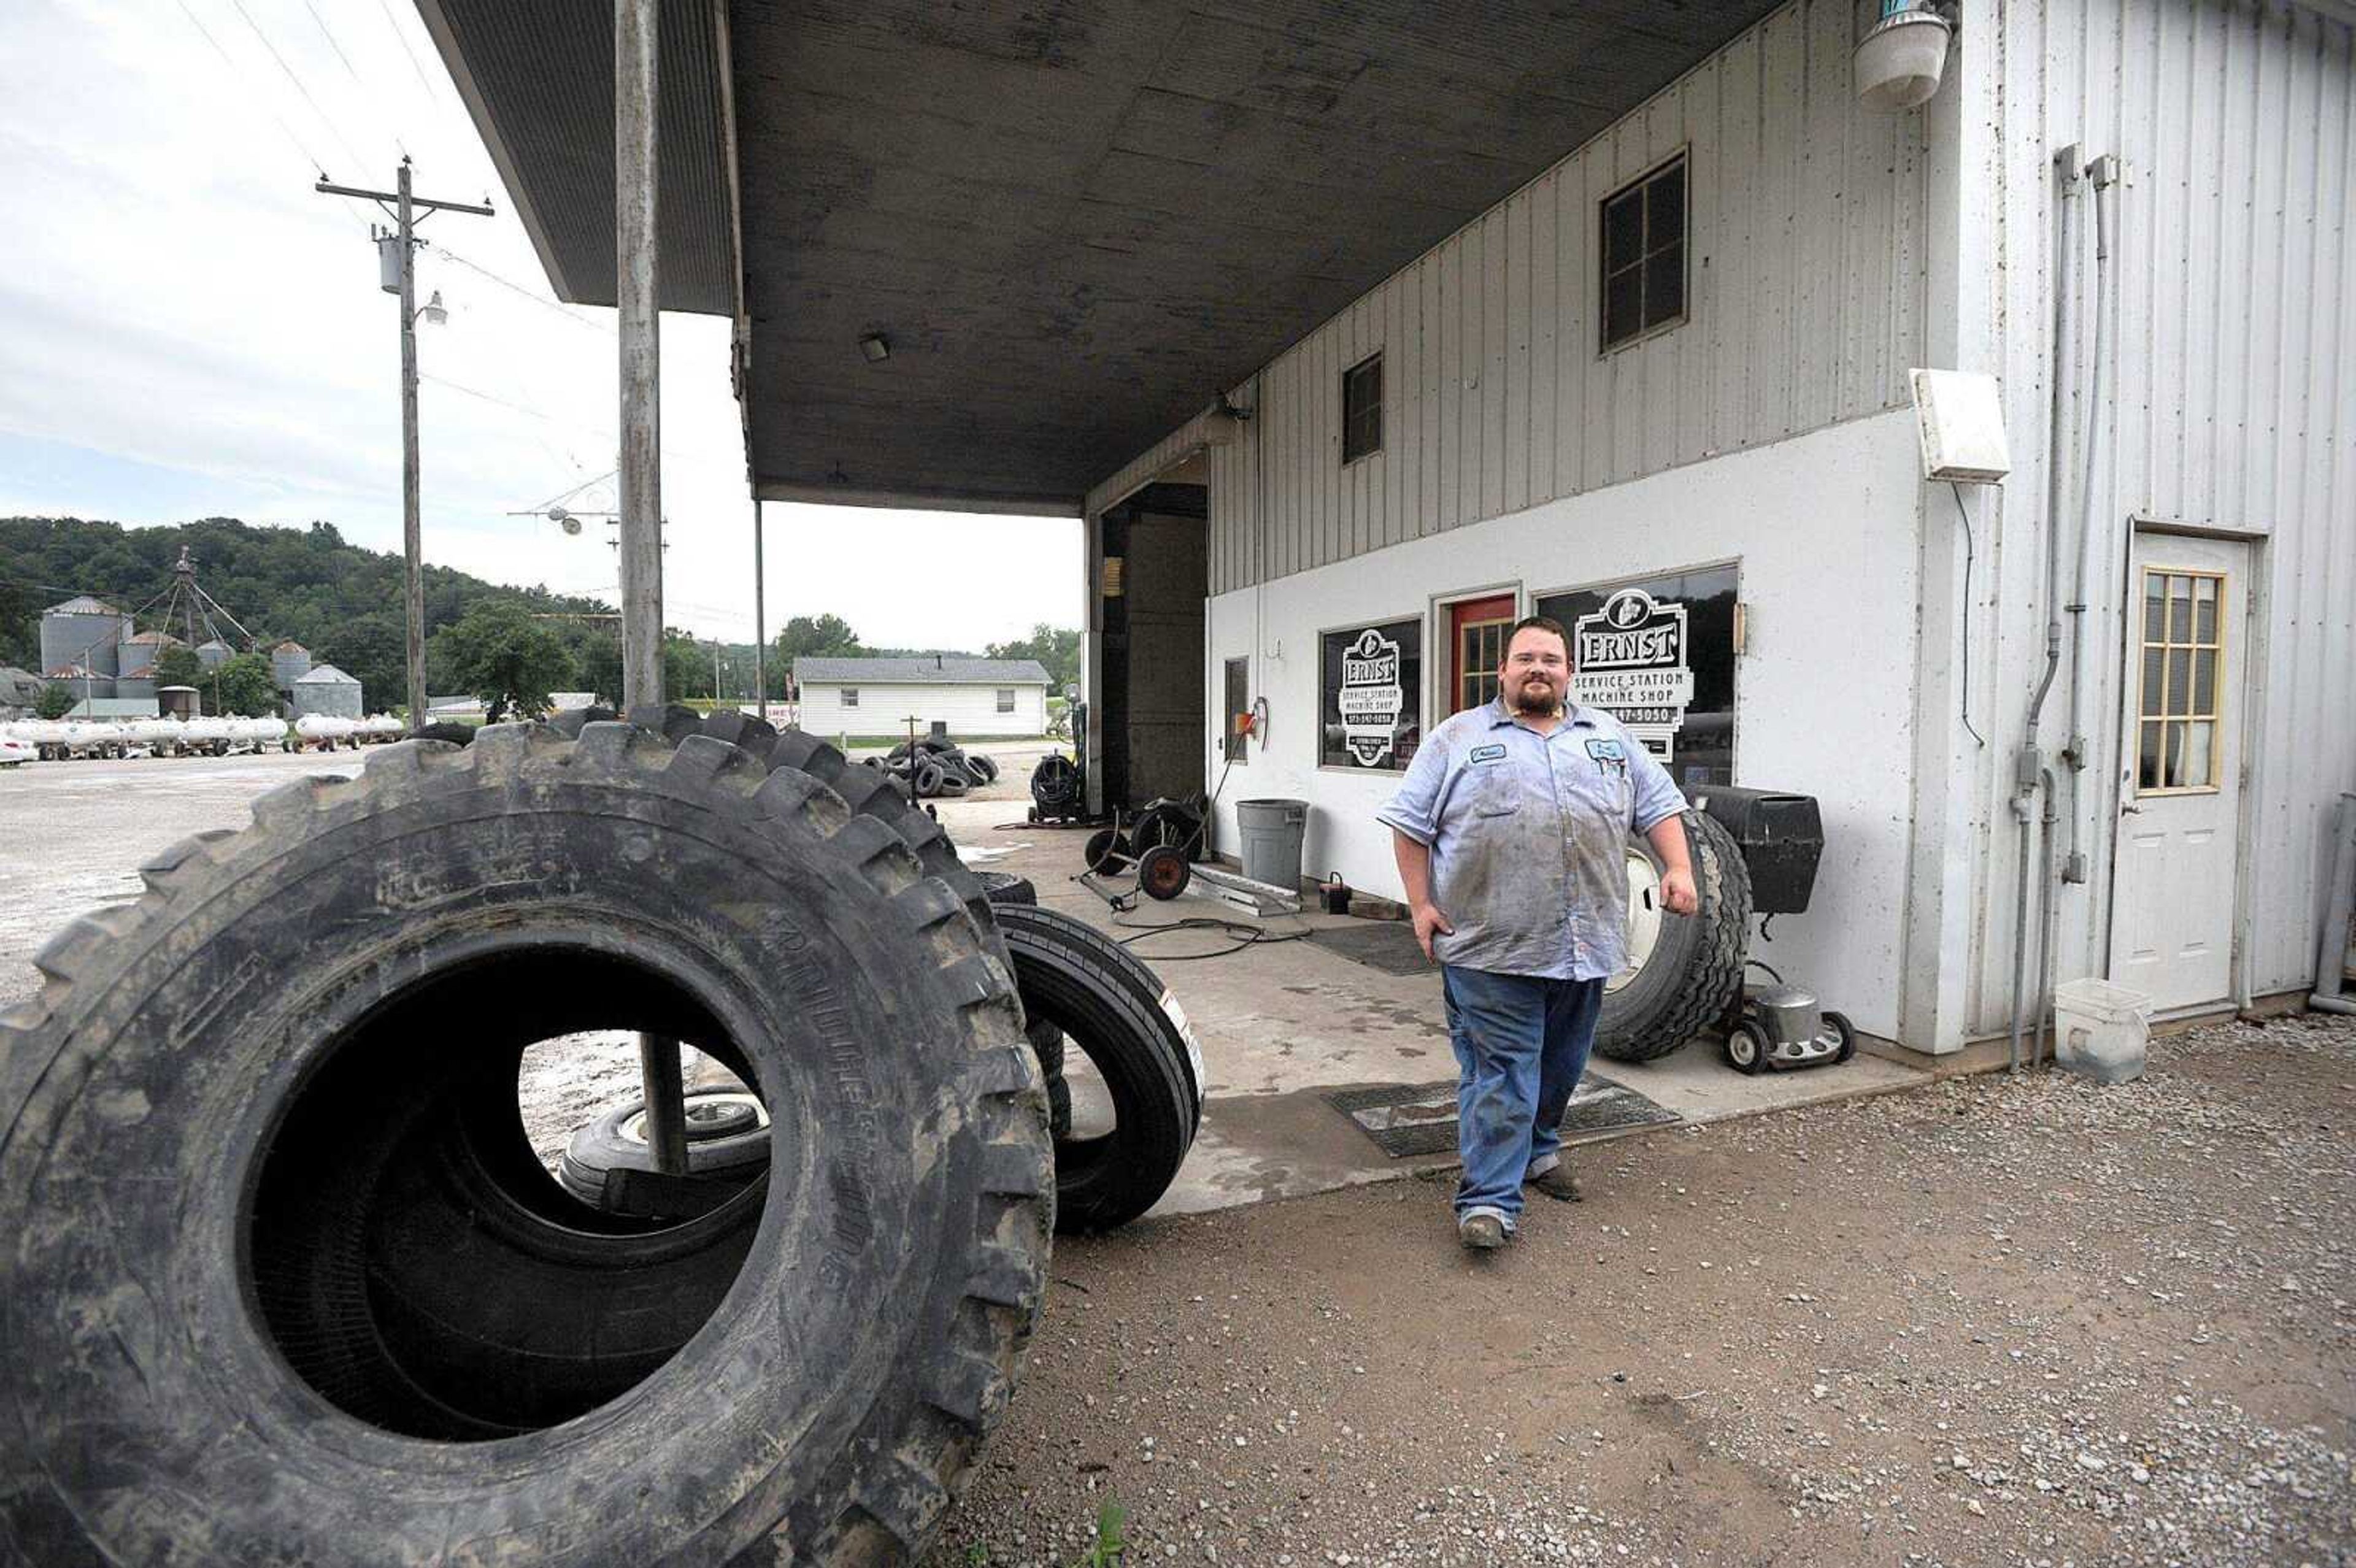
<box><xmin>859</xmin><ymin>333</ymin><xmax>890</xmax><ymax>363</ymax></box>
<box><xmin>417</xmin><ymin>290</ymin><xmax>449</xmax><ymax>327</ymax></box>
<box><xmin>1855</xmin><ymin>0</ymin><xmax>1952</xmax><ymax>112</ymax></box>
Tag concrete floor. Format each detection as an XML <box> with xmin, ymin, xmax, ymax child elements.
<box><xmin>927</xmin><ymin>777</ymin><xmax>1929</xmax><ymax>1220</ymax></box>
<box><xmin>0</xmin><ymin>736</ymin><xmax>1930</xmax><ymax>1221</ymax></box>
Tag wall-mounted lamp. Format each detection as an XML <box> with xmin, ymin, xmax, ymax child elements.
<box><xmin>1855</xmin><ymin>0</ymin><xmax>1953</xmax><ymax>112</ymax></box>
<box><xmin>858</xmin><ymin>333</ymin><xmax>890</xmax><ymax>363</ymax></box>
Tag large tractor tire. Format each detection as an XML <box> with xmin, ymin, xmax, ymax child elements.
<box><xmin>1591</xmin><ymin>809</ymin><xmax>1752</xmax><ymax>1063</ymax></box>
<box><xmin>0</xmin><ymin>721</ymin><xmax>1052</xmax><ymax>1566</ymax></box>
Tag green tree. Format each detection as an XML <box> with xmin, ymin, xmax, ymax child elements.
<box><xmin>36</xmin><ymin>682</ymin><xmax>75</xmax><ymax>720</ymax></box>
<box><xmin>663</xmin><ymin>629</ymin><xmax>710</xmax><ymax>702</ymax></box>
<box><xmin>985</xmin><ymin>623</ymin><xmax>1080</xmax><ymax>692</ymax></box>
<box><xmin>153</xmin><ymin>645</ymin><xmax>204</xmax><ymax>703</ymax></box>
<box><xmin>576</xmin><ymin>633</ymin><xmax>623</xmax><ymax>706</ymax></box>
<box><xmin>428</xmin><ymin>599</ymin><xmax>574</xmax><ymax>721</ymax></box>
<box><xmin>214</xmin><ymin>653</ymin><xmax>280</xmax><ymax>717</ymax></box>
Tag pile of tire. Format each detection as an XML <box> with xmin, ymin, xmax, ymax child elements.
<box><xmin>563</xmin><ymin>864</ymin><xmax>1206</xmax><ymax>1236</ymax></box>
<box><xmin>1027</xmin><ymin>750</ymin><xmax>1084</xmax><ymax>821</ymax></box>
<box><xmin>1592</xmin><ymin>810</ymin><xmax>1754</xmax><ymax>1063</ymax></box>
<box><xmin>0</xmin><ymin>707</ymin><xmax>1053</xmax><ymax>1564</ymax></box>
<box><xmin>869</xmin><ymin>734</ymin><xmax>1000</xmax><ymax>799</ymax></box>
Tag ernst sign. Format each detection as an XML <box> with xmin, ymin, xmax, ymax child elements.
<box><xmin>1337</xmin><ymin>627</ymin><xmax>1406</xmax><ymax>766</ymax></box>
<box><xmin>1571</xmin><ymin>588</ymin><xmax>1696</xmax><ymax>761</ymax></box>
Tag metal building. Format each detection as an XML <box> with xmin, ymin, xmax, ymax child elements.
<box><xmin>38</xmin><ymin>595</ymin><xmax>129</xmax><ymax>683</ymax></box>
<box><xmin>288</xmin><ymin>664</ymin><xmax>363</xmax><ymax>721</ymax></box>
<box><xmin>271</xmin><ymin>640</ymin><xmax>313</xmax><ymax>693</ymax></box>
<box><xmin>426</xmin><ymin>0</ymin><xmax>2355</xmax><ymax>1058</ymax></box>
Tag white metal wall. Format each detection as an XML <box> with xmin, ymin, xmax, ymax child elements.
<box><xmin>1174</xmin><ymin>0</ymin><xmax>1931</xmax><ymax>597</ymax></box>
<box><xmin>1960</xmin><ymin>0</ymin><xmax>2356</xmax><ymax>1021</ymax></box>
<box><xmin>795</xmin><ymin>682</ymin><xmax>1047</xmax><ymax>741</ymax></box>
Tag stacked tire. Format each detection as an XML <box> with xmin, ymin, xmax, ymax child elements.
<box><xmin>882</xmin><ymin>736</ymin><xmax>999</xmax><ymax>799</ymax></box>
<box><xmin>0</xmin><ymin>715</ymin><xmax>1053</xmax><ymax>1564</ymax></box>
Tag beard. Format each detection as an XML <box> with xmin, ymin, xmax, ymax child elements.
<box><xmin>1508</xmin><ymin>678</ymin><xmax>1560</xmax><ymax>717</ymax></box>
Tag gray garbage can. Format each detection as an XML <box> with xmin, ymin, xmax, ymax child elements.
<box><xmin>1236</xmin><ymin>798</ymin><xmax>1309</xmax><ymax>890</ymax></box>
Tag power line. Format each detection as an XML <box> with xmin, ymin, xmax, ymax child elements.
<box><xmin>172</xmin><ymin>0</ymin><xmax>369</xmax><ymax>233</ymax></box>
<box><xmin>374</xmin><ymin>0</ymin><xmax>447</xmax><ymax>102</ymax></box>
<box><xmin>428</xmin><ymin>247</ymin><xmax>615</xmax><ymax>336</ymax></box>
<box><xmin>225</xmin><ymin>0</ymin><xmax>371</xmax><ymax>175</ymax></box>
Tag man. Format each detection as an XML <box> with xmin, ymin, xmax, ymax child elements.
<box><xmin>1378</xmin><ymin>616</ymin><xmax>1696</xmax><ymax>1252</ymax></box>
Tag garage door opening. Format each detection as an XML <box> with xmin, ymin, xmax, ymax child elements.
<box><xmin>1092</xmin><ymin>474</ymin><xmax>1207</xmax><ymax>815</ymax></box>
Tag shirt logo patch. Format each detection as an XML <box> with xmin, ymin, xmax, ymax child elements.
<box><xmin>1468</xmin><ymin>744</ymin><xmax>1507</xmax><ymax>764</ymax></box>
<box><xmin>1585</xmin><ymin>736</ymin><xmax>1629</xmax><ymax>780</ymax></box>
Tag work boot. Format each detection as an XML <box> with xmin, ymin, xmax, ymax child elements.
<box><xmin>1526</xmin><ymin>1163</ymin><xmax>1584</xmax><ymax>1202</ymax></box>
<box><xmin>1458</xmin><ymin>1213</ymin><xmax>1507</xmax><ymax>1251</ymax></box>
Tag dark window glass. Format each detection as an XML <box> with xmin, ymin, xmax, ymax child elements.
<box><xmin>1600</xmin><ymin>155</ymin><xmax>1689</xmax><ymax>350</ymax></box>
<box><xmin>1536</xmin><ymin>562</ymin><xmax>1737</xmax><ymax>788</ymax></box>
<box><xmin>1319</xmin><ymin>618</ymin><xmax>1422</xmax><ymax>771</ymax></box>
<box><xmin>1223</xmin><ymin>658</ymin><xmax>1249</xmax><ymax>763</ymax></box>
<box><xmin>841</xmin><ymin>687</ymin><xmax>858</xmax><ymax>707</ymax></box>
<box><xmin>1342</xmin><ymin>353</ymin><xmax>1383</xmax><ymax>463</ymax></box>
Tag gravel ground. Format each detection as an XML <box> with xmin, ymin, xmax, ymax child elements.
<box><xmin>926</xmin><ymin>1012</ymin><xmax>2355</xmax><ymax>1568</ymax></box>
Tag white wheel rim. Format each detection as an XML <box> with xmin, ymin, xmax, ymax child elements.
<box><xmin>621</xmin><ymin>1091</ymin><xmax>769</xmax><ymax>1147</ymax></box>
<box><xmin>1730</xmin><ymin>1030</ymin><xmax>1757</xmax><ymax>1065</ymax></box>
<box><xmin>1607</xmin><ymin>848</ymin><xmax>1665</xmax><ymax>996</ymax></box>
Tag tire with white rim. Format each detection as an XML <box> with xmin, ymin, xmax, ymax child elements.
<box><xmin>1592</xmin><ymin>810</ymin><xmax>1752</xmax><ymax>1063</ymax></box>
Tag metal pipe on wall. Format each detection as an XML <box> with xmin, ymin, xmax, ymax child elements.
<box><xmin>2312</xmin><ymin>793</ymin><xmax>2356</xmax><ymax>1015</ymax></box>
<box><xmin>2061</xmin><ymin>156</ymin><xmax>2122</xmax><ymax>885</ymax></box>
<box><xmin>2005</xmin><ymin>147</ymin><xmax>2084</xmax><ymax>1072</ymax></box>
<box><xmin>615</xmin><ymin>0</ymin><xmax>663</xmax><ymax>710</ymax></box>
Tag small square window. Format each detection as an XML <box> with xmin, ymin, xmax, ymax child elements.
<box><xmin>1601</xmin><ymin>155</ymin><xmax>1688</xmax><ymax>351</ymax></box>
<box><xmin>840</xmin><ymin>687</ymin><xmax>858</xmax><ymax>707</ymax></box>
<box><xmin>1342</xmin><ymin>352</ymin><xmax>1382</xmax><ymax>463</ymax></box>
<box><xmin>996</xmin><ymin>688</ymin><xmax>1015</xmax><ymax>713</ymax></box>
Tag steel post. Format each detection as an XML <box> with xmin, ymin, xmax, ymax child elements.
<box><xmin>615</xmin><ymin>0</ymin><xmax>663</xmax><ymax>711</ymax></box>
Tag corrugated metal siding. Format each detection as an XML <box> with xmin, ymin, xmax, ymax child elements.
<box><xmin>1175</xmin><ymin>0</ymin><xmax>1930</xmax><ymax>596</ymax></box>
<box><xmin>1967</xmin><ymin>0</ymin><xmax>2354</xmax><ymax>1020</ymax></box>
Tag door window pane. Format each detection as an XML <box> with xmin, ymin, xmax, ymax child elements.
<box><xmin>2134</xmin><ymin>566</ymin><xmax>2227</xmax><ymax>796</ymax></box>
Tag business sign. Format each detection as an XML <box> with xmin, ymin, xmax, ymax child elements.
<box><xmin>1338</xmin><ymin>628</ymin><xmax>1405</xmax><ymax>766</ymax></box>
<box><xmin>1320</xmin><ymin>617</ymin><xmax>1422</xmax><ymax>771</ymax></box>
<box><xmin>1570</xmin><ymin>588</ymin><xmax>1695</xmax><ymax>759</ymax></box>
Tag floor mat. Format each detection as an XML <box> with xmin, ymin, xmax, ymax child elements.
<box><xmin>1327</xmin><ymin>1073</ymin><xmax>1681</xmax><ymax>1158</ymax></box>
<box><xmin>1306</xmin><ymin>921</ymin><xmax>1433</xmax><ymax>977</ymax></box>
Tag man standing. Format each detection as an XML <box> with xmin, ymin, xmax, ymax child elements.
<box><xmin>1379</xmin><ymin>616</ymin><xmax>1696</xmax><ymax>1251</ymax></box>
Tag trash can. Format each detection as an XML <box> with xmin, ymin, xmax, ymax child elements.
<box><xmin>2051</xmin><ymin>977</ymin><xmax>2149</xmax><ymax>1085</ymax></box>
<box><xmin>1236</xmin><ymin>798</ymin><xmax>1309</xmax><ymax>890</ymax></box>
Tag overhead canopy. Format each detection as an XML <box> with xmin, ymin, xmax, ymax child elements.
<box><xmin>421</xmin><ymin>1</ymin><xmax>1782</xmax><ymax>514</ymax></box>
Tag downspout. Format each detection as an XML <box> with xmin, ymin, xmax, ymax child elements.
<box><xmin>2060</xmin><ymin>155</ymin><xmax>2122</xmax><ymax>884</ymax></box>
<box><xmin>2031</xmin><ymin>766</ymin><xmax>2060</xmax><ymax>1066</ymax></box>
<box><xmin>2006</xmin><ymin>147</ymin><xmax>2084</xmax><ymax>1074</ymax></box>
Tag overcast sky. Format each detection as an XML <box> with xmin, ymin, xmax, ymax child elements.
<box><xmin>0</xmin><ymin>1</ymin><xmax>1081</xmax><ymax>650</ymax></box>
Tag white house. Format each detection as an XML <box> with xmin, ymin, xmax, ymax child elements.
<box><xmin>793</xmin><ymin>656</ymin><xmax>1050</xmax><ymax>741</ymax></box>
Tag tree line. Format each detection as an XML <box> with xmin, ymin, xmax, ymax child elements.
<box><xmin>4</xmin><ymin>517</ymin><xmax>1080</xmax><ymax>718</ymax></box>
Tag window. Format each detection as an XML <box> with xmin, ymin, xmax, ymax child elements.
<box><xmin>2135</xmin><ymin>569</ymin><xmax>2225</xmax><ymax>793</ymax></box>
<box><xmin>1319</xmin><ymin>618</ymin><xmax>1422</xmax><ymax>771</ymax></box>
<box><xmin>1600</xmin><ymin>155</ymin><xmax>1687</xmax><ymax>351</ymax></box>
<box><xmin>1342</xmin><ymin>352</ymin><xmax>1382</xmax><ymax>463</ymax></box>
<box><xmin>1223</xmin><ymin>658</ymin><xmax>1250</xmax><ymax>763</ymax></box>
<box><xmin>840</xmin><ymin>687</ymin><xmax>858</xmax><ymax>707</ymax></box>
<box><xmin>996</xmin><ymin>688</ymin><xmax>1016</xmax><ymax>714</ymax></box>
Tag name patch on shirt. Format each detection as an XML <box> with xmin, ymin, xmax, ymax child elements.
<box><xmin>1585</xmin><ymin>737</ymin><xmax>1628</xmax><ymax>778</ymax></box>
<box><xmin>1468</xmin><ymin>744</ymin><xmax>1507</xmax><ymax>764</ymax></box>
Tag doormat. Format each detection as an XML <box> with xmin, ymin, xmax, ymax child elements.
<box><xmin>1306</xmin><ymin>921</ymin><xmax>1434</xmax><ymax>977</ymax></box>
<box><xmin>1326</xmin><ymin>1074</ymin><xmax>1680</xmax><ymax>1159</ymax></box>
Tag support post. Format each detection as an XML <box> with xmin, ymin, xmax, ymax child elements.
<box><xmin>395</xmin><ymin>161</ymin><xmax>428</xmax><ymax>732</ymax></box>
<box><xmin>615</xmin><ymin>0</ymin><xmax>664</xmax><ymax>710</ymax></box>
<box><xmin>615</xmin><ymin>0</ymin><xmax>681</xmax><ymax>1156</ymax></box>
<box><xmin>753</xmin><ymin>499</ymin><xmax>768</xmax><ymax>721</ymax></box>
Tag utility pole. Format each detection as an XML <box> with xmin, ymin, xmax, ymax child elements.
<box><xmin>753</xmin><ymin>499</ymin><xmax>768</xmax><ymax>721</ymax></box>
<box><xmin>317</xmin><ymin>161</ymin><xmax>493</xmax><ymax>731</ymax></box>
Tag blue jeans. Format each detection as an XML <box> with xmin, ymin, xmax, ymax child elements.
<box><xmin>1441</xmin><ymin>966</ymin><xmax>1605</xmax><ymax>1229</ymax></box>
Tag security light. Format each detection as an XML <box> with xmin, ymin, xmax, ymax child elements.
<box><xmin>417</xmin><ymin>291</ymin><xmax>448</xmax><ymax>327</ymax></box>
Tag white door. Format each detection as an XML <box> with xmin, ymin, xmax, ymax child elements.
<box><xmin>2106</xmin><ymin>532</ymin><xmax>2247</xmax><ymax>1012</ymax></box>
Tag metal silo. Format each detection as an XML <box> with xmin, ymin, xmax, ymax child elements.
<box><xmin>40</xmin><ymin>596</ymin><xmax>128</xmax><ymax>680</ymax></box>
<box><xmin>271</xmin><ymin>640</ymin><xmax>313</xmax><ymax>691</ymax></box>
<box><xmin>289</xmin><ymin>664</ymin><xmax>363</xmax><ymax>720</ymax></box>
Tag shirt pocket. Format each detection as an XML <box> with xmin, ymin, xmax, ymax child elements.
<box><xmin>1472</xmin><ymin>767</ymin><xmax>1520</xmax><ymax>818</ymax></box>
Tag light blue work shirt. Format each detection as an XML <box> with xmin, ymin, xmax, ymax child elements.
<box><xmin>1377</xmin><ymin>698</ymin><xmax>1686</xmax><ymax>980</ymax></box>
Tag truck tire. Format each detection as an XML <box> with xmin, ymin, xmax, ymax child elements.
<box><xmin>556</xmin><ymin>1090</ymin><xmax>776</xmax><ymax>1214</ymax></box>
<box><xmin>1592</xmin><ymin>810</ymin><xmax>1752</xmax><ymax>1063</ymax></box>
<box><xmin>977</xmin><ymin>871</ymin><xmax>1036</xmax><ymax>905</ymax></box>
<box><xmin>993</xmin><ymin>904</ymin><xmax>1199</xmax><ymax>1232</ymax></box>
<box><xmin>0</xmin><ymin>721</ymin><xmax>1052</xmax><ymax>1566</ymax></box>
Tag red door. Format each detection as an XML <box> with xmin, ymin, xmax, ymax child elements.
<box><xmin>1449</xmin><ymin>594</ymin><xmax>1516</xmax><ymax>713</ymax></box>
